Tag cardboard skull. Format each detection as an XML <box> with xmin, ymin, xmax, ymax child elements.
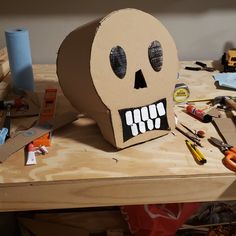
<box><xmin>57</xmin><ymin>8</ymin><xmax>178</xmax><ymax>149</ymax></box>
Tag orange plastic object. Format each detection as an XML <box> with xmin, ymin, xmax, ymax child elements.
<box><xmin>32</xmin><ymin>133</ymin><xmax>51</xmax><ymax>147</ymax></box>
<box><xmin>33</xmin><ymin>88</ymin><xmax>57</xmax><ymax>147</ymax></box>
<box><xmin>223</xmin><ymin>148</ymin><xmax>236</xmax><ymax>172</ymax></box>
<box><xmin>38</xmin><ymin>88</ymin><xmax>57</xmax><ymax>125</ymax></box>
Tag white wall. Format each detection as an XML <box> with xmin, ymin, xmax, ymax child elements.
<box><xmin>1</xmin><ymin>0</ymin><xmax>236</xmax><ymax>63</ymax></box>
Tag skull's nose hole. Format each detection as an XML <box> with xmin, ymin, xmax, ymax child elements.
<box><xmin>134</xmin><ymin>70</ymin><xmax>147</xmax><ymax>89</ymax></box>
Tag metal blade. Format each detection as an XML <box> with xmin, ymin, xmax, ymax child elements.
<box><xmin>209</xmin><ymin>137</ymin><xmax>231</xmax><ymax>148</ymax></box>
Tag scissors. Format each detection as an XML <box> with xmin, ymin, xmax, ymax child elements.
<box><xmin>209</xmin><ymin>137</ymin><xmax>236</xmax><ymax>172</ymax></box>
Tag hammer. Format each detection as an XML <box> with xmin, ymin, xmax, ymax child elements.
<box><xmin>187</xmin><ymin>96</ymin><xmax>236</xmax><ymax>111</ymax></box>
<box><xmin>212</xmin><ymin>96</ymin><xmax>236</xmax><ymax>111</ymax></box>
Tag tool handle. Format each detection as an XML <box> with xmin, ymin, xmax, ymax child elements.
<box><xmin>224</xmin><ymin>150</ymin><xmax>236</xmax><ymax>172</ymax></box>
<box><xmin>3</xmin><ymin>116</ymin><xmax>10</xmax><ymax>139</ymax></box>
<box><xmin>185</xmin><ymin>140</ymin><xmax>206</xmax><ymax>164</ymax></box>
<box><xmin>3</xmin><ymin>106</ymin><xmax>11</xmax><ymax>139</ymax></box>
<box><xmin>195</xmin><ymin>61</ymin><xmax>207</xmax><ymax>68</ymax></box>
<box><xmin>225</xmin><ymin>98</ymin><xmax>236</xmax><ymax>111</ymax></box>
<box><xmin>185</xmin><ymin>66</ymin><xmax>201</xmax><ymax>71</ymax></box>
<box><xmin>229</xmin><ymin>147</ymin><xmax>236</xmax><ymax>153</ymax></box>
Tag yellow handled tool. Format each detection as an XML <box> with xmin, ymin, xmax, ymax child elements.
<box><xmin>185</xmin><ymin>140</ymin><xmax>207</xmax><ymax>164</ymax></box>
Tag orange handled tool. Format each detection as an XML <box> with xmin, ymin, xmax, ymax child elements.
<box><xmin>209</xmin><ymin>137</ymin><xmax>236</xmax><ymax>172</ymax></box>
<box><xmin>223</xmin><ymin>147</ymin><xmax>236</xmax><ymax>172</ymax></box>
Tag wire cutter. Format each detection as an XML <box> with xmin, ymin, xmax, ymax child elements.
<box><xmin>209</xmin><ymin>137</ymin><xmax>236</xmax><ymax>172</ymax></box>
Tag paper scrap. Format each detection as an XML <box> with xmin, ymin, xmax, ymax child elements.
<box><xmin>213</xmin><ymin>73</ymin><xmax>236</xmax><ymax>90</ymax></box>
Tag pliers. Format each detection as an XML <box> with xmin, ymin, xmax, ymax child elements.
<box><xmin>185</xmin><ymin>61</ymin><xmax>215</xmax><ymax>72</ymax></box>
<box><xmin>209</xmin><ymin>137</ymin><xmax>236</xmax><ymax>172</ymax></box>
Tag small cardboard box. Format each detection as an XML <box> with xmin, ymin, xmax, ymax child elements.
<box><xmin>57</xmin><ymin>8</ymin><xmax>178</xmax><ymax>149</ymax></box>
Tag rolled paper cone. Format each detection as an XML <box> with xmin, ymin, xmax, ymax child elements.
<box><xmin>5</xmin><ymin>28</ymin><xmax>34</xmax><ymax>91</ymax></box>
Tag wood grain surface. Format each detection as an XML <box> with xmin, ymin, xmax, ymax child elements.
<box><xmin>0</xmin><ymin>61</ymin><xmax>235</xmax><ymax>212</ymax></box>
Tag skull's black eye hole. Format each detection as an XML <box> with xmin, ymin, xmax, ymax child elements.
<box><xmin>110</xmin><ymin>46</ymin><xmax>127</xmax><ymax>79</ymax></box>
<box><xmin>148</xmin><ymin>41</ymin><xmax>163</xmax><ymax>72</ymax></box>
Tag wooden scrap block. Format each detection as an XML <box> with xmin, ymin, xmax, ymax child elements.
<box><xmin>0</xmin><ymin>47</ymin><xmax>10</xmax><ymax>81</ymax></box>
<box><xmin>0</xmin><ymin>77</ymin><xmax>10</xmax><ymax>100</ymax></box>
<box><xmin>0</xmin><ymin>47</ymin><xmax>10</xmax><ymax>100</ymax></box>
<box><xmin>213</xmin><ymin>117</ymin><xmax>236</xmax><ymax>146</ymax></box>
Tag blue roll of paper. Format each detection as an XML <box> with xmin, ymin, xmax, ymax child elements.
<box><xmin>5</xmin><ymin>28</ymin><xmax>34</xmax><ymax>91</ymax></box>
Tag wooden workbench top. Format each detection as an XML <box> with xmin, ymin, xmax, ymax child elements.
<box><xmin>0</xmin><ymin>61</ymin><xmax>235</xmax><ymax>212</ymax></box>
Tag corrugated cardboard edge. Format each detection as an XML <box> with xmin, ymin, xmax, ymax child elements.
<box><xmin>57</xmin><ymin>8</ymin><xmax>178</xmax><ymax>149</ymax></box>
<box><xmin>90</xmin><ymin>8</ymin><xmax>178</xmax><ymax>148</ymax></box>
<box><xmin>56</xmin><ymin>19</ymin><xmax>117</xmax><ymax>146</ymax></box>
<box><xmin>0</xmin><ymin>111</ymin><xmax>78</xmax><ymax>163</ymax></box>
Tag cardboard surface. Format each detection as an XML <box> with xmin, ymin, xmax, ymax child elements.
<box><xmin>57</xmin><ymin>8</ymin><xmax>178</xmax><ymax>149</ymax></box>
<box><xmin>213</xmin><ymin>117</ymin><xmax>236</xmax><ymax>146</ymax></box>
<box><xmin>0</xmin><ymin>111</ymin><xmax>78</xmax><ymax>163</ymax></box>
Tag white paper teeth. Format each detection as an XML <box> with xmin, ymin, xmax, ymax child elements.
<box><xmin>148</xmin><ymin>104</ymin><xmax>157</xmax><ymax>119</ymax></box>
<box><xmin>131</xmin><ymin>124</ymin><xmax>138</xmax><ymax>136</ymax></box>
<box><xmin>139</xmin><ymin>121</ymin><xmax>146</xmax><ymax>133</ymax></box>
<box><xmin>156</xmin><ymin>102</ymin><xmax>165</xmax><ymax>116</ymax></box>
<box><xmin>125</xmin><ymin>101</ymin><xmax>166</xmax><ymax>136</ymax></box>
<box><xmin>125</xmin><ymin>111</ymin><xmax>133</xmax><ymax>125</ymax></box>
<box><xmin>133</xmin><ymin>109</ymin><xmax>141</xmax><ymax>123</ymax></box>
<box><xmin>155</xmin><ymin>118</ymin><xmax>161</xmax><ymax>129</ymax></box>
<box><xmin>147</xmin><ymin>119</ymin><xmax>154</xmax><ymax>130</ymax></box>
<box><xmin>141</xmin><ymin>107</ymin><xmax>148</xmax><ymax>121</ymax></box>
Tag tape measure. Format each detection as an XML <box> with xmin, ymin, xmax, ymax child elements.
<box><xmin>173</xmin><ymin>83</ymin><xmax>190</xmax><ymax>103</ymax></box>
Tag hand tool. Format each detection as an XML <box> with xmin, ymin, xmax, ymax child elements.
<box><xmin>0</xmin><ymin>97</ymin><xmax>28</xmax><ymax>110</ymax></box>
<box><xmin>173</xmin><ymin>83</ymin><xmax>190</xmax><ymax>103</ymax></box>
<box><xmin>195</xmin><ymin>61</ymin><xmax>215</xmax><ymax>72</ymax></box>
<box><xmin>176</xmin><ymin>124</ymin><xmax>202</xmax><ymax>147</ymax></box>
<box><xmin>185</xmin><ymin>61</ymin><xmax>215</xmax><ymax>72</ymax></box>
<box><xmin>209</xmin><ymin>137</ymin><xmax>236</xmax><ymax>172</ymax></box>
<box><xmin>212</xmin><ymin>96</ymin><xmax>236</xmax><ymax>112</ymax></box>
<box><xmin>3</xmin><ymin>104</ymin><xmax>11</xmax><ymax>139</ymax></box>
<box><xmin>187</xmin><ymin>96</ymin><xmax>236</xmax><ymax>107</ymax></box>
<box><xmin>185</xmin><ymin>139</ymin><xmax>207</xmax><ymax>164</ymax></box>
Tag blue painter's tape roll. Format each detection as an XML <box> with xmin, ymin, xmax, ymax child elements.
<box><xmin>5</xmin><ymin>28</ymin><xmax>34</xmax><ymax>91</ymax></box>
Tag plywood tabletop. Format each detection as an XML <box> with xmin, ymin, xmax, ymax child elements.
<box><xmin>0</xmin><ymin>61</ymin><xmax>235</xmax><ymax>212</ymax></box>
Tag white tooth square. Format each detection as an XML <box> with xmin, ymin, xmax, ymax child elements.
<box><xmin>139</xmin><ymin>121</ymin><xmax>146</xmax><ymax>133</ymax></box>
<box><xmin>141</xmin><ymin>106</ymin><xmax>149</xmax><ymax>121</ymax></box>
<box><xmin>147</xmin><ymin>119</ymin><xmax>154</xmax><ymax>130</ymax></box>
<box><xmin>156</xmin><ymin>102</ymin><xmax>165</xmax><ymax>116</ymax></box>
<box><xmin>155</xmin><ymin>118</ymin><xmax>161</xmax><ymax>129</ymax></box>
<box><xmin>133</xmin><ymin>109</ymin><xmax>141</xmax><ymax>123</ymax></box>
<box><xmin>125</xmin><ymin>111</ymin><xmax>133</xmax><ymax>126</ymax></box>
<box><xmin>149</xmin><ymin>104</ymin><xmax>157</xmax><ymax>119</ymax></box>
<box><xmin>131</xmin><ymin>124</ymin><xmax>138</xmax><ymax>136</ymax></box>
